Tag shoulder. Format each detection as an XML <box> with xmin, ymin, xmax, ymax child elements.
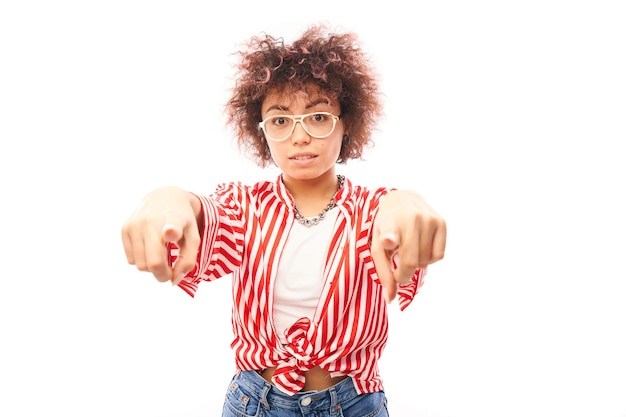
<box><xmin>213</xmin><ymin>179</ymin><xmax>278</xmax><ymax>201</ymax></box>
<box><xmin>342</xmin><ymin>177</ymin><xmax>392</xmax><ymax>203</ymax></box>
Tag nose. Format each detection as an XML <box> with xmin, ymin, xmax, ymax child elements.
<box><xmin>290</xmin><ymin>120</ymin><xmax>311</xmax><ymax>144</ymax></box>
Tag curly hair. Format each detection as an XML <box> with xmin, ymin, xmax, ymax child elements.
<box><xmin>225</xmin><ymin>24</ymin><xmax>383</xmax><ymax>167</ymax></box>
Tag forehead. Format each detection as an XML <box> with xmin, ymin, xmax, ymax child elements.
<box><xmin>262</xmin><ymin>84</ymin><xmax>338</xmax><ymax>111</ymax></box>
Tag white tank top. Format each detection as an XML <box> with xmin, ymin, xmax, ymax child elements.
<box><xmin>273</xmin><ymin>207</ymin><xmax>339</xmax><ymax>344</ymax></box>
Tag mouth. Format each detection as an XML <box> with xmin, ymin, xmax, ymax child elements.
<box><xmin>289</xmin><ymin>153</ymin><xmax>317</xmax><ymax>161</ymax></box>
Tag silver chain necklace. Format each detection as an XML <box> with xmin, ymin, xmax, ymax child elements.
<box><xmin>293</xmin><ymin>175</ymin><xmax>345</xmax><ymax>227</ymax></box>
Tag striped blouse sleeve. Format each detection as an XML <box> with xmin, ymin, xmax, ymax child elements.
<box><xmin>362</xmin><ymin>186</ymin><xmax>427</xmax><ymax>311</ymax></box>
<box><xmin>169</xmin><ymin>183</ymin><xmax>245</xmax><ymax>297</ymax></box>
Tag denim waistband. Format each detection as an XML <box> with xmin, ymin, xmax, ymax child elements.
<box><xmin>234</xmin><ymin>370</ymin><xmax>360</xmax><ymax>412</ymax></box>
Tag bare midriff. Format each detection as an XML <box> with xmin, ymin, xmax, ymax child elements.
<box><xmin>259</xmin><ymin>365</ymin><xmax>349</xmax><ymax>391</ymax></box>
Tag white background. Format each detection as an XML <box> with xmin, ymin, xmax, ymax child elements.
<box><xmin>1</xmin><ymin>1</ymin><xmax>625</xmax><ymax>416</ymax></box>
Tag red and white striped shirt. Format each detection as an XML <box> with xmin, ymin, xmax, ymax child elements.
<box><xmin>170</xmin><ymin>175</ymin><xmax>426</xmax><ymax>395</ymax></box>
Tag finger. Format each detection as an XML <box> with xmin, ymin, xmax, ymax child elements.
<box><xmin>393</xmin><ymin>225</ymin><xmax>423</xmax><ymax>285</ymax></box>
<box><xmin>161</xmin><ymin>207</ymin><xmax>189</xmax><ymax>241</ymax></box>
<box><xmin>127</xmin><ymin>228</ymin><xmax>149</xmax><ymax>273</ymax></box>
<box><xmin>380</xmin><ymin>232</ymin><xmax>398</xmax><ymax>251</ymax></box>
<box><xmin>411</xmin><ymin>217</ymin><xmax>447</xmax><ymax>268</ymax></box>
<box><xmin>371</xmin><ymin>232</ymin><xmax>399</xmax><ymax>303</ymax></box>
<box><xmin>163</xmin><ymin>223</ymin><xmax>187</xmax><ymax>284</ymax></box>
<box><xmin>142</xmin><ymin>225</ymin><xmax>173</xmax><ymax>282</ymax></box>
<box><xmin>162</xmin><ymin>223</ymin><xmax>183</xmax><ymax>243</ymax></box>
<box><xmin>171</xmin><ymin>223</ymin><xmax>200</xmax><ymax>283</ymax></box>
<box><xmin>417</xmin><ymin>220</ymin><xmax>437</xmax><ymax>269</ymax></box>
<box><xmin>394</xmin><ymin>215</ymin><xmax>442</xmax><ymax>283</ymax></box>
<box><xmin>121</xmin><ymin>223</ymin><xmax>136</xmax><ymax>265</ymax></box>
<box><xmin>430</xmin><ymin>220</ymin><xmax>447</xmax><ymax>263</ymax></box>
<box><xmin>159</xmin><ymin>213</ymin><xmax>188</xmax><ymax>282</ymax></box>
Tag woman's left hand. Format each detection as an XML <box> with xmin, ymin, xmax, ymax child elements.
<box><xmin>371</xmin><ymin>190</ymin><xmax>447</xmax><ymax>303</ymax></box>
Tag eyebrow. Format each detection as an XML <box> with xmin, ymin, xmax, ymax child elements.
<box><xmin>306</xmin><ymin>97</ymin><xmax>332</xmax><ymax>109</ymax></box>
<box><xmin>264</xmin><ymin>98</ymin><xmax>333</xmax><ymax>113</ymax></box>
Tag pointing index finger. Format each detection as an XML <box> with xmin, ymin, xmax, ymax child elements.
<box><xmin>371</xmin><ymin>231</ymin><xmax>400</xmax><ymax>304</ymax></box>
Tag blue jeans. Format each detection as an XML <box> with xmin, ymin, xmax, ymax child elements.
<box><xmin>222</xmin><ymin>370</ymin><xmax>389</xmax><ymax>417</ymax></box>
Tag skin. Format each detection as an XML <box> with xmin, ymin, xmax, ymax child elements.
<box><xmin>261</xmin><ymin>87</ymin><xmax>345</xmax><ymax>217</ymax></box>
<box><xmin>121</xmin><ymin>86</ymin><xmax>446</xmax><ymax>390</ymax></box>
<box><xmin>121</xmin><ymin>87</ymin><xmax>447</xmax><ymax>303</ymax></box>
<box><xmin>372</xmin><ymin>189</ymin><xmax>447</xmax><ymax>302</ymax></box>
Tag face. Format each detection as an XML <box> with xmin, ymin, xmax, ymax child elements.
<box><xmin>260</xmin><ymin>86</ymin><xmax>345</xmax><ymax>184</ymax></box>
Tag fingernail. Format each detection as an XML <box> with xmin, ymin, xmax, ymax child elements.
<box><xmin>381</xmin><ymin>233</ymin><xmax>398</xmax><ymax>250</ymax></box>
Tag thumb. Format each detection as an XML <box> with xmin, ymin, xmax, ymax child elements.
<box><xmin>161</xmin><ymin>209</ymin><xmax>188</xmax><ymax>243</ymax></box>
<box><xmin>162</xmin><ymin>223</ymin><xmax>183</xmax><ymax>244</ymax></box>
<box><xmin>380</xmin><ymin>232</ymin><xmax>399</xmax><ymax>251</ymax></box>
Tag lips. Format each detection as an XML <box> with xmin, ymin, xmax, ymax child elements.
<box><xmin>289</xmin><ymin>153</ymin><xmax>317</xmax><ymax>160</ymax></box>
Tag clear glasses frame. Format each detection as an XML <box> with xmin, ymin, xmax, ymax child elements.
<box><xmin>258</xmin><ymin>111</ymin><xmax>341</xmax><ymax>142</ymax></box>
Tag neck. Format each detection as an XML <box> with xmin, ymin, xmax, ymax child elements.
<box><xmin>282</xmin><ymin>171</ymin><xmax>341</xmax><ymax>217</ymax></box>
<box><xmin>282</xmin><ymin>170</ymin><xmax>338</xmax><ymax>200</ymax></box>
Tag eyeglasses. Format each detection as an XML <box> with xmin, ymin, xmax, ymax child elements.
<box><xmin>258</xmin><ymin>112</ymin><xmax>341</xmax><ymax>142</ymax></box>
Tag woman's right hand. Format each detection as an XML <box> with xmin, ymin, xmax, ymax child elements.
<box><xmin>121</xmin><ymin>186</ymin><xmax>201</xmax><ymax>285</ymax></box>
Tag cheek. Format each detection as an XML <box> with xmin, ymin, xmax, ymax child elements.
<box><xmin>266</xmin><ymin>142</ymin><xmax>289</xmax><ymax>166</ymax></box>
<box><xmin>266</xmin><ymin>142</ymin><xmax>281</xmax><ymax>157</ymax></box>
<box><xmin>329</xmin><ymin>136</ymin><xmax>344</xmax><ymax>156</ymax></box>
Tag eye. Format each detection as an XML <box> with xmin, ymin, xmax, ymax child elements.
<box><xmin>270</xmin><ymin>116</ymin><xmax>292</xmax><ymax>127</ymax></box>
<box><xmin>309</xmin><ymin>112</ymin><xmax>329</xmax><ymax>123</ymax></box>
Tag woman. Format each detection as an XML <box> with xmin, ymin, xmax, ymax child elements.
<box><xmin>122</xmin><ymin>23</ymin><xmax>446</xmax><ymax>417</ymax></box>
